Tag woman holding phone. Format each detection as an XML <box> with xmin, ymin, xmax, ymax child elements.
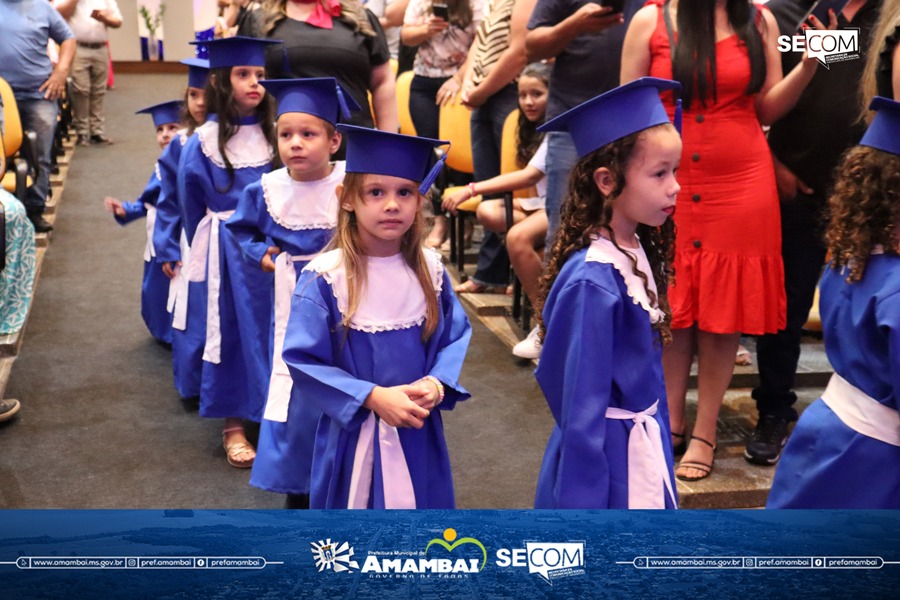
<box><xmin>402</xmin><ymin>0</ymin><xmax>484</xmax><ymax>248</ymax></box>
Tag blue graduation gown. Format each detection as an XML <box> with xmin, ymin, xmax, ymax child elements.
<box><xmin>282</xmin><ymin>253</ymin><xmax>472</xmax><ymax>508</ymax></box>
<box><xmin>155</xmin><ymin>133</ymin><xmax>206</xmax><ymax>398</ymax></box>
<box><xmin>178</xmin><ymin>117</ymin><xmax>274</xmax><ymax>420</ymax></box>
<box><xmin>226</xmin><ymin>166</ymin><xmax>343</xmax><ymax>495</ymax></box>
<box><xmin>534</xmin><ymin>244</ymin><xmax>677</xmax><ymax>509</ymax></box>
<box><xmin>113</xmin><ymin>166</ymin><xmax>172</xmax><ymax>345</ymax></box>
<box><xmin>768</xmin><ymin>255</ymin><xmax>900</xmax><ymax>508</ymax></box>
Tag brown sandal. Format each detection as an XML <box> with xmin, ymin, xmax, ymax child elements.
<box><xmin>675</xmin><ymin>435</ymin><xmax>716</xmax><ymax>482</ymax></box>
<box><xmin>223</xmin><ymin>427</ymin><xmax>255</xmax><ymax>469</ymax></box>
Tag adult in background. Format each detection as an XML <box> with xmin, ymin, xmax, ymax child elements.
<box><xmin>54</xmin><ymin>0</ymin><xmax>122</xmax><ymax>146</ymax></box>
<box><xmin>452</xmin><ymin>0</ymin><xmax>532</xmax><ymax>294</ymax></box>
<box><xmin>0</xmin><ymin>0</ymin><xmax>75</xmax><ymax>233</ymax></box>
<box><xmin>525</xmin><ymin>0</ymin><xmax>644</xmax><ymax>247</ymax></box>
<box><xmin>860</xmin><ymin>0</ymin><xmax>900</xmax><ymax>112</ymax></box>
<box><xmin>262</xmin><ymin>0</ymin><xmax>398</xmax><ymax>133</ymax></box>
<box><xmin>743</xmin><ymin>0</ymin><xmax>881</xmax><ymax>468</ymax></box>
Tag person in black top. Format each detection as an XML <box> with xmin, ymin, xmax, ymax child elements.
<box><xmin>746</xmin><ymin>0</ymin><xmax>883</xmax><ymax>466</ymax></box>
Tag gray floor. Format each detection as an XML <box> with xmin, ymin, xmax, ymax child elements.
<box><xmin>0</xmin><ymin>73</ymin><xmax>550</xmax><ymax>509</ymax></box>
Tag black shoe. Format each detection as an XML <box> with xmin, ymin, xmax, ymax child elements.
<box><xmin>0</xmin><ymin>399</ymin><xmax>21</xmax><ymax>423</ymax></box>
<box><xmin>744</xmin><ymin>414</ymin><xmax>791</xmax><ymax>465</ymax></box>
<box><xmin>90</xmin><ymin>134</ymin><xmax>113</xmax><ymax>145</ymax></box>
<box><xmin>76</xmin><ymin>135</ymin><xmax>90</xmax><ymax>147</ymax></box>
<box><xmin>28</xmin><ymin>214</ymin><xmax>54</xmax><ymax>233</ymax></box>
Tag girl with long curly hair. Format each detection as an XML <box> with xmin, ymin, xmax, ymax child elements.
<box><xmin>767</xmin><ymin>97</ymin><xmax>900</xmax><ymax>508</ymax></box>
<box><xmin>533</xmin><ymin>78</ymin><xmax>681</xmax><ymax>509</ymax></box>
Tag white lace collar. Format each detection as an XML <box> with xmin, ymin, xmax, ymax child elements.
<box><xmin>262</xmin><ymin>164</ymin><xmax>344</xmax><ymax>231</ymax></box>
<box><xmin>304</xmin><ymin>248</ymin><xmax>444</xmax><ymax>332</ymax></box>
<box><xmin>585</xmin><ymin>235</ymin><xmax>664</xmax><ymax>324</ymax></box>
<box><xmin>177</xmin><ymin>128</ymin><xmax>189</xmax><ymax>146</ymax></box>
<box><xmin>196</xmin><ymin>119</ymin><xmax>274</xmax><ymax>169</ymax></box>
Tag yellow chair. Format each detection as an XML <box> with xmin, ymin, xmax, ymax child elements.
<box><xmin>439</xmin><ymin>99</ymin><xmax>476</xmax><ymax>274</ymax></box>
<box><xmin>0</xmin><ymin>77</ymin><xmax>37</xmax><ymax>202</ymax></box>
<box><xmin>396</xmin><ymin>70</ymin><xmax>416</xmax><ymax>136</ymax></box>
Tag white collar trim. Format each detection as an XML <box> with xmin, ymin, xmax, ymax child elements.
<box><xmin>196</xmin><ymin>120</ymin><xmax>273</xmax><ymax>169</ymax></box>
<box><xmin>304</xmin><ymin>248</ymin><xmax>444</xmax><ymax>332</ymax></box>
<box><xmin>585</xmin><ymin>235</ymin><xmax>664</xmax><ymax>324</ymax></box>
<box><xmin>262</xmin><ymin>164</ymin><xmax>344</xmax><ymax>231</ymax></box>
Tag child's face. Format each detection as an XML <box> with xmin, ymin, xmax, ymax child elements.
<box><xmin>602</xmin><ymin>127</ymin><xmax>682</xmax><ymax>233</ymax></box>
<box><xmin>277</xmin><ymin>112</ymin><xmax>341</xmax><ymax>182</ymax></box>
<box><xmin>187</xmin><ymin>86</ymin><xmax>207</xmax><ymax>124</ymax></box>
<box><xmin>156</xmin><ymin>123</ymin><xmax>181</xmax><ymax>149</ymax></box>
<box><xmin>517</xmin><ymin>75</ymin><xmax>548</xmax><ymax>124</ymax></box>
<box><xmin>230</xmin><ymin>66</ymin><xmax>266</xmax><ymax>116</ymax></box>
<box><xmin>340</xmin><ymin>174</ymin><xmax>423</xmax><ymax>257</ymax></box>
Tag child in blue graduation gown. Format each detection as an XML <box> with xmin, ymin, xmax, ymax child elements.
<box><xmin>177</xmin><ymin>37</ymin><xmax>279</xmax><ymax>468</ymax></box>
<box><xmin>282</xmin><ymin>125</ymin><xmax>472</xmax><ymax>509</ymax></box>
<box><xmin>103</xmin><ymin>100</ymin><xmax>183</xmax><ymax>345</ymax></box>
<box><xmin>767</xmin><ymin>97</ymin><xmax>900</xmax><ymax>509</ymax></box>
<box><xmin>227</xmin><ymin>78</ymin><xmax>357</xmax><ymax>507</ymax></box>
<box><xmin>155</xmin><ymin>58</ymin><xmax>209</xmax><ymax>401</ymax></box>
<box><xmin>533</xmin><ymin>78</ymin><xmax>682</xmax><ymax>509</ymax></box>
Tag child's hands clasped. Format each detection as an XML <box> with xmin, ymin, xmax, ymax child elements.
<box><xmin>260</xmin><ymin>246</ymin><xmax>280</xmax><ymax>272</ymax></box>
<box><xmin>103</xmin><ymin>196</ymin><xmax>126</xmax><ymax>218</ymax></box>
<box><xmin>403</xmin><ymin>377</ymin><xmax>443</xmax><ymax>411</ymax></box>
<box><xmin>365</xmin><ymin>385</ymin><xmax>431</xmax><ymax>429</ymax></box>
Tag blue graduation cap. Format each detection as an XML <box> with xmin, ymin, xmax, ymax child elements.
<box><xmin>135</xmin><ymin>100</ymin><xmax>183</xmax><ymax>127</ymax></box>
<box><xmin>860</xmin><ymin>96</ymin><xmax>900</xmax><ymax>156</ymax></box>
<box><xmin>538</xmin><ymin>77</ymin><xmax>681</xmax><ymax>158</ymax></box>
<box><xmin>181</xmin><ymin>57</ymin><xmax>210</xmax><ymax>89</ymax></box>
<box><xmin>337</xmin><ymin>125</ymin><xmax>450</xmax><ymax>195</ymax></box>
<box><xmin>262</xmin><ymin>78</ymin><xmax>361</xmax><ymax>124</ymax></box>
<box><xmin>190</xmin><ymin>36</ymin><xmax>281</xmax><ymax>69</ymax></box>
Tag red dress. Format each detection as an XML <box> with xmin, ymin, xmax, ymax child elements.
<box><xmin>648</xmin><ymin>2</ymin><xmax>786</xmax><ymax>334</ymax></box>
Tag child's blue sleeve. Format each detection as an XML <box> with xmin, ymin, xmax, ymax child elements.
<box><xmin>154</xmin><ymin>140</ymin><xmax>184</xmax><ymax>263</ymax></box>
<box><xmin>226</xmin><ymin>181</ymin><xmax>273</xmax><ymax>267</ymax></box>
<box><xmin>113</xmin><ymin>171</ymin><xmax>159</xmax><ymax>225</ymax></box>
<box><xmin>535</xmin><ymin>278</ymin><xmax>618</xmax><ymax>508</ymax></box>
<box><xmin>177</xmin><ymin>137</ymin><xmax>208</xmax><ymax>244</ymax></box>
<box><xmin>282</xmin><ymin>273</ymin><xmax>376</xmax><ymax>430</ymax></box>
<box><xmin>428</xmin><ymin>270</ymin><xmax>472</xmax><ymax>410</ymax></box>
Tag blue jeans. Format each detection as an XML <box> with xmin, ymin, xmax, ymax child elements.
<box><xmin>544</xmin><ymin>132</ymin><xmax>579</xmax><ymax>249</ymax></box>
<box><xmin>16</xmin><ymin>98</ymin><xmax>59</xmax><ymax>215</ymax></box>
<box><xmin>469</xmin><ymin>84</ymin><xmax>518</xmax><ymax>286</ymax></box>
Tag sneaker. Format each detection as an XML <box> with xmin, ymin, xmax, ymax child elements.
<box><xmin>0</xmin><ymin>399</ymin><xmax>21</xmax><ymax>423</ymax></box>
<box><xmin>28</xmin><ymin>213</ymin><xmax>53</xmax><ymax>233</ymax></box>
<box><xmin>512</xmin><ymin>326</ymin><xmax>542</xmax><ymax>359</ymax></box>
<box><xmin>744</xmin><ymin>414</ymin><xmax>791</xmax><ymax>465</ymax></box>
<box><xmin>76</xmin><ymin>135</ymin><xmax>90</xmax><ymax>147</ymax></box>
<box><xmin>90</xmin><ymin>134</ymin><xmax>113</xmax><ymax>145</ymax></box>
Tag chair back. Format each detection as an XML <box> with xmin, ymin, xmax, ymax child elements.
<box><xmin>0</xmin><ymin>78</ymin><xmax>23</xmax><ymax>159</ymax></box>
<box><xmin>396</xmin><ymin>70</ymin><xmax>416</xmax><ymax>136</ymax></box>
<box><xmin>500</xmin><ymin>109</ymin><xmax>538</xmax><ymax>199</ymax></box>
<box><xmin>438</xmin><ymin>99</ymin><xmax>473</xmax><ymax>174</ymax></box>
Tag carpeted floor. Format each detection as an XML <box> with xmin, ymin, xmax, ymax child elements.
<box><xmin>0</xmin><ymin>73</ymin><xmax>550</xmax><ymax>509</ymax></box>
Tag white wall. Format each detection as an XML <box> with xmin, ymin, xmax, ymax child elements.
<box><xmin>107</xmin><ymin>1</ymin><xmax>201</xmax><ymax>62</ymax></box>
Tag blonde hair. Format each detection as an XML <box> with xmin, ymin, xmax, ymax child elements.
<box><xmin>262</xmin><ymin>0</ymin><xmax>376</xmax><ymax>36</ymax></box>
<box><xmin>859</xmin><ymin>0</ymin><xmax>900</xmax><ymax>124</ymax></box>
<box><xmin>328</xmin><ymin>172</ymin><xmax>440</xmax><ymax>340</ymax></box>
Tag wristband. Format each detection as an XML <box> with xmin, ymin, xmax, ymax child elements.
<box><xmin>468</xmin><ymin>182</ymin><xmax>477</xmax><ymax>198</ymax></box>
<box><xmin>424</xmin><ymin>375</ymin><xmax>444</xmax><ymax>405</ymax></box>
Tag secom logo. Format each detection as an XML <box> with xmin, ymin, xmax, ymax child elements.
<box><xmin>496</xmin><ymin>542</ymin><xmax>586</xmax><ymax>585</ymax></box>
<box><xmin>777</xmin><ymin>28</ymin><xmax>859</xmax><ymax>69</ymax></box>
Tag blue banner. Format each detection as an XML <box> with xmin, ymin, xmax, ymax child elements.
<box><xmin>1</xmin><ymin>510</ymin><xmax>898</xmax><ymax>598</ymax></box>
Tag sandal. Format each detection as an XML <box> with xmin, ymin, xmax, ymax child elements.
<box><xmin>454</xmin><ymin>279</ymin><xmax>503</xmax><ymax>294</ymax></box>
<box><xmin>675</xmin><ymin>435</ymin><xmax>716</xmax><ymax>482</ymax></box>
<box><xmin>223</xmin><ymin>426</ymin><xmax>256</xmax><ymax>469</ymax></box>
<box><xmin>671</xmin><ymin>430</ymin><xmax>687</xmax><ymax>456</ymax></box>
<box><xmin>735</xmin><ymin>345</ymin><xmax>753</xmax><ymax>366</ymax></box>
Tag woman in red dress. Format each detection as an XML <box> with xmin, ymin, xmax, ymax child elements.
<box><xmin>621</xmin><ymin>0</ymin><xmax>830</xmax><ymax>481</ymax></box>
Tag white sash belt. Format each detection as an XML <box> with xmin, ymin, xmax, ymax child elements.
<box><xmin>184</xmin><ymin>209</ymin><xmax>235</xmax><ymax>364</ymax></box>
<box><xmin>263</xmin><ymin>251</ymin><xmax>318</xmax><ymax>422</ymax></box>
<box><xmin>347</xmin><ymin>413</ymin><xmax>416</xmax><ymax>509</ymax></box>
<box><xmin>605</xmin><ymin>400</ymin><xmax>677</xmax><ymax>509</ymax></box>
<box><xmin>168</xmin><ymin>230</ymin><xmax>191</xmax><ymax>331</ymax></box>
<box><xmin>143</xmin><ymin>204</ymin><xmax>157</xmax><ymax>262</ymax></box>
<box><xmin>821</xmin><ymin>373</ymin><xmax>900</xmax><ymax>447</ymax></box>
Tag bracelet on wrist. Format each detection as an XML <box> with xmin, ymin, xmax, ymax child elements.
<box><xmin>424</xmin><ymin>375</ymin><xmax>445</xmax><ymax>405</ymax></box>
<box><xmin>468</xmin><ymin>182</ymin><xmax>477</xmax><ymax>198</ymax></box>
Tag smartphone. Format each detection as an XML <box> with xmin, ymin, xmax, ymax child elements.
<box><xmin>432</xmin><ymin>3</ymin><xmax>449</xmax><ymax>21</ymax></box>
<box><xmin>805</xmin><ymin>0</ymin><xmax>851</xmax><ymax>25</ymax></box>
<box><xmin>599</xmin><ymin>0</ymin><xmax>624</xmax><ymax>13</ymax></box>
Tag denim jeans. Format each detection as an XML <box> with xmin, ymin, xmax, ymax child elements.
<box><xmin>469</xmin><ymin>84</ymin><xmax>518</xmax><ymax>286</ymax></box>
<box><xmin>543</xmin><ymin>132</ymin><xmax>579</xmax><ymax>249</ymax></box>
<box><xmin>16</xmin><ymin>98</ymin><xmax>59</xmax><ymax>216</ymax></box>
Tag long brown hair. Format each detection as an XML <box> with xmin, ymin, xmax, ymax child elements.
<box><xmin>826</xmin><ymin>145</ymin><xmax>900</xmax><ymax>282</ymax></box>
<box><xmin>537</xmin><ymin>124</ymin><xmax>676</xmax><ymax>344</ymax></box>
<box><xmin>204</xmin><ymin>66</ymin><xmax>276</xmax><ymax>192</ymax></box>
<box><xmin>328</xmin><ymin>172</ymin><xmax>440</xmax><ymax>341</ymax></box>
<box><xmin>439</xmin><ymin>0</ymin><xmax>474</xmax><ymax>29</ymax></box>
<box><xmin>262</xmin><ymin>0</ymin><xmax>376</xmax><ymax>36</ymax></box>
<box><xmin>182</xmin><ymin>87</ymin><xmax>207</xmax><ymax>135</ymax></box>
<box><xmin>859</xmin><ymin>0</ymin><xmax>900</xmax><ymax>124</ymax></box>
<box><xmin>516</xmin><ymin>62</ymin><xmax>551</xmax><ymax>167</ymax></box>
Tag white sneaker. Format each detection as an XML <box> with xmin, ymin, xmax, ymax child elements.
<box><xmin>512</xmin><ymin>326</ymin><xmax>542</xmax><ymax>359</ymax></box>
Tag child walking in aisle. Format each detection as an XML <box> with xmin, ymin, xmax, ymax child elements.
<box><xmin>103</xmin><ymin>100</ymin><xmax>183</xmax><ymax>346</ymax></box>
<box><xmin>533</xmin><ymin>78</ymin><xmax>682</xmax><ymax>509</ymax></box>
<box><xmin>178</xmin><ymin>37</ymin><xmax>279</xmax><ymax>468</ymax></box>
<box><xmin>227</xmin><ymin>78</ymin><xmax>358</xmax><ymax>508</ymax></box>
<box><xmin>282</xmin><ymin>125</ymin><xmax>472</xmax><ymax>509</ymax></box>
<box><xmin>767</xmin><ymin>97</ymin><xmax>900</xmax><ymax>508</ymax></box>
<box><xmin>154</xmin><ymin>58</ymin><xmax>210</xmax><ymax>401</ymax></box>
